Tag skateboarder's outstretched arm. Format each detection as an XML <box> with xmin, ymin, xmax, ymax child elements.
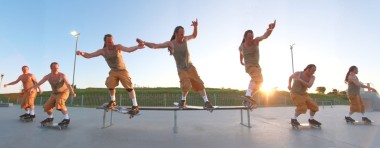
<box><xmin>76</xmin><ymin>49</ymin><xmax>104</xmax><ymax>59</ymax></box>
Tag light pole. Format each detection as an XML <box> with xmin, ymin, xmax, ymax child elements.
<box><xmin>0</xmin><ymin>74</ymin><xmax>4</xmax><ymax>88</ymax></box>
<box><xmin>290</xmin><ymin>43</ymin><xmax>295</xmax><ymax>73</ymax></box>
<box><xmin>70</xmin><ymin>31</ymin><xmax>80</xmax><ymax>89</ymax></box>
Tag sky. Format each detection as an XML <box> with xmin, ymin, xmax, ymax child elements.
<box><xmin>0</xmin><ymin>0</ymin><xmax>379</xmax><ymax>94</ymax></box>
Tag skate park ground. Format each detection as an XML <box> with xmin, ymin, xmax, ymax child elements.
<box><xmin>0</xmin><ymin>105</ymin><xmax>379</xmax><ymax>148</ymax></box>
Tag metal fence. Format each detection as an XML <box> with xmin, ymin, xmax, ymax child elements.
<box><xmin>0</xmin><ymin>93</ymin><xmax>348</xmax><ymax>108</ymax></box>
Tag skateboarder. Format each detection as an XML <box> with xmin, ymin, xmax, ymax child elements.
<box><xmin>344</xmin><ymin>66</ymin><xmax>376</xmax><ymax>123</ymax></box>
<box><xmin>288</xmin><ymin>64</ymin><xmax>321</xmax><ymax>127</ymax></box>
<box><xmin>76</xmin><ymin>34</ymin><xmax>144</xmax><ymax>115</ymax></box>
<box><xmin>3</xmin><ymin>66</ymin><xmax>42</xmax><ymax>120</ymax></box>
<box><xmin>136</xmin><ymin>19</ymin><xmax>214</xmax><ymax>109</ymax></box>
<box><xmin>239</xmin><ymin>20</ymin><xmax>276</xmax><ymax>108</ymax></box>
<box><xmin>31</xmin><ymin>62</ymin><xmax>76</xmax><ymax>126</ymax></box>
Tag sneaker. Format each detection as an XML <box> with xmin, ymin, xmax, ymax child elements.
<box><xmin>345</xmin><ymin>116</ymin><xmax>355</xmax><ymax>123</ymax></box>
<box><xmin>19</xmin><ymin>113</ymin><xmax>29</xmax><ymax>118</ymax></box>
<box><xmin>107</xmin><ymin>100</ymin><xmax>117</xmax><ymax>109</ymax></box>
<box><xmin>204</xmin><ymin>101</ymin><xmax>214</xmax><ymax>109</ymax></box>
<box><xmin>308</xmin><ymin>119</ymin><xmax>322</xmax><ymax>126</ymax></box>
<box><xmin>24</xmin><ymin>114</ymin><xmax>35</xmax><ymax>120</ymax></box>
<box><xmin>40</xmin><ymin>118</ymin><xmax>54</xmax><ymax>124</ymax></box>
<box><xmin>242</xmin><ymin>96</ymin><xmax>257</xmax><ymax>106</ymax></box>
<box><xmin>291</xmin><ymin>119</ymin><xmax>300</xmax><ymax>126</ymax></box>
<box><xmin>179</xmin><ymin>100</ymin><xmax>186</xmax><ymax>109</ymax></box>
<box><xmin>362</xmin><ymin>117</ymin><xmax>372</xmax><ymax>123</ymax></box>
<box><xmin>128</xmin><ymin>106</ymin><xmax>139</xmax><ymax>115</ymax></box>
<box><xmin>58</xmin><ymin>119</ymin><xmax>70</xmax><ymax>126</ymax></box>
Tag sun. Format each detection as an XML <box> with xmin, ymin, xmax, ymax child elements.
<box><xmin>260</xmin><ymin>83</ymin><xmax>272</xmax><ymax>93</ymax></box>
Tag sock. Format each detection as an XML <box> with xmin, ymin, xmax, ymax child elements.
<box><xmin>30</xmin><ymin>109</ymin><xmax>35</xmax><ymax>115</ymax></box>
<box><xmin>346</xmin><ymin>112</ymin><xmax>353</xmax><ymax>117</ymax></box>
<box><xmin>245</xmin><ymin>89</ymin><xmax>252</xmax><ymax>97</ymax></box>
<box><xmin>64</xmin><ymin>114</ymin><xmax>69</xmax><ymax>119</ymax></box>
<box><xmin>131</xmin><ymin>98</ymin><xmax>138</xmax><ymax>106</ymax></box>
<box><xmin>26</xmin><ymin>108</ymin><xmax>30</xmax><ymax>114</ymax></box>
<box><xmin>309</xmin><ymin>116</ymin><xmax>314</xmax><ymax>120</ymax></box>
<box><xmin>202</xmin><ymin>95</ymin><xmax>209</xmax><ymax>102</ymax></box>
<box><xmin>181</xmin><ymin>96</ymin><xmax>186</xmax><ymax>101</ymax></box>
<box><xmin>110</xmin><ymin>95</ymin><xmax>115</xmax><ymax>101</ymax></box>
<box><xmin>362</xmin><ymin>113</ymin><xmax>366</xmax><ymax>118</ymax></box>
<box><xmin>245</xmin><ymin>81</ymin><xmax>255</xmax><ymax>97</ymax></box>
<box><xmin>292</xmin><ymin>116</ymin><xmax>297</xmax><ymax>119</ymax></box>
<box><xmin>48</xmin><ymin>114</ymin><xmax>53</xmax><ymax>118</ymax></box>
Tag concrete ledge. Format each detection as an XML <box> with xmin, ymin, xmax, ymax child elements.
<box><xmin>0</xmin><ymin>103</ymin><xmax>13</xmax><ymax>107</ymax></box>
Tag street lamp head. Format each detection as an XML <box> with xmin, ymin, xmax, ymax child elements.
<box><xmin>70</xmin><ymin>31</ymin><xmax>80</xmax><ymax>37</ymax></box>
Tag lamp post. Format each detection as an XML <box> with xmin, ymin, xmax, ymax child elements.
<box><xmin>290</xmin><ymin>43</ymin><xmax>295</xmax><ymax>73</ymax></box>
<box><xmin>0</xmin><ymin>74</ymin><xmax>4</xmax><ymax>88</ymax></box>
<box><xmin>70</xmin><ymin>31</ymin><xmax>80</xmax><ymax>89</ymax></box>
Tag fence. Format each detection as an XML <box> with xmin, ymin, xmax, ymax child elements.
<box><xmin>0</xmin><ymin>92</ymin><xmax>348</xmax><ymax>108</ymax></box>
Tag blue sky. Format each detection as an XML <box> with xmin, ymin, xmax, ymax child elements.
<box><xmin>1</xmin><ymin>0</ymin><xmax>379</xmax><ymax>94</ymax></box>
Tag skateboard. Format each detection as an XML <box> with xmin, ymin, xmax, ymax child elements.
<box><xmin>240</xmin><ymin>96</ymin><xmax>257</xmax><ymax>110</ymax></box>
<box><xmin>112</xmin><ymin>106</ymin><xmax>140</xmax><ymax>119</ymax></box>
<box><xmin>346</xmin><ymin>120</ymin><xmax>373</xmax><ymax>125</ymax></box>
<box><xmin>41</xmin><ymin>122</ymin><xmax>68</xmax><ymax>130</ymax></box>
<box><xmin>20</xmin><ymin>117</ymin><xmax>33</xmax><ymax>122</ymax></box>
<box><xmin>97</xmin><ymin>103</ymin><xmax>140</xmax><ymax>119</ymax></box>
<box><xmin>291</xmin><ymin>122</ymin><xmax>321</xmax><ymax>129</ymax></box>
<box><xmin>173</xmin><ymin>102</ymin><xmax>218</xmax><ymax>112</ymax></box>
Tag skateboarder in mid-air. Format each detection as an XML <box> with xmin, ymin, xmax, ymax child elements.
<box><xmin>3</xmin><ymin>66</ymin><xmax>42</xmax><ymax>121</ymax></box>
<box><xmin>31</xmin><ymin>62</ymin><xmax>76</xmax><ymax>126</ymax></box>
<box><xmin>239</xmin><ymin>20</ymin><xmax>276</xmax><ymax>109</ymax></box>
<box><xmin>137</xmin><ymin>19</ymin><xmax>214</xmax><ymax>110</ymax></box>
<box><xmin>77</xmin><ymin>34</ymin><xmax>144</xmax><ymax>115</ymax></box>
<box><xmin>288</xmin><ymin>64</ymin><xmax>321</xmax><ymax>127</ymax></box>
<box><xmin>344</xmin><ymin>66</ymin><xmax>376</xmax><ymax>124</ymax></box>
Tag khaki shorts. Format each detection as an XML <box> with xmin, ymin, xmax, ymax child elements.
<box><xmin>43</xmin><ymin>91</ymin><xmax>70</xmax><ymax>112</ymax></box>
<box><xmin>105</xmin><ymin>70</ymin><xmax>133</xmax><ymax>89</ymax></box>
<box><xmin>291</xmin><ymin>93</ymin><xmax>319</xmax><ymax>114</ymax></box>
<box><xmin>20</xmin><ymin>89</ymin><xmax>37</xmax><ymax>109</ymax></box>
<box><xmin>348</xmin><ymin>95</ymin><xmax>365</xmax><ymax>113</ymax></box>
<box><xmin>246</xmin><ymin>65</ymin><xmax>263</xmax><ymax>83</ymax></box>
<box><xmin>178</xmin><ymin>65</ymin><xmax>205</xmax><ymax>92</ymax></box>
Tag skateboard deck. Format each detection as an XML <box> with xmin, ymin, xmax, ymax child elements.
<box><xmin>20</xmin><ymin>117</ymin><xmax>33</xmax><ymax>122</ymax></box>
<box><xmin>291</xmin><ymin>123</ymin><xmax>321</xmax><ymax>129</ymax></box>
<box><xmin>41</xmin><ymin>123</ymin><xmax>68</xmax><ymax>130</ymax></box>
<box><xmin>173</xmin><ymin>102</ymin><xmax>218</xmax><ymax>112</ymax></box>
<box><xmin>97</xmin><ymin>103</ymin><xmax>140</xmax><ymax>119</ymax></box>
<box><xmin>347</xmin><ymin>120</ymin><xmax>373</xmax><ymax>125</ymax></box>
<box><xmin>240</xmin><ymin>96</ymin><xmax>257</xmax><ymax>110</ymax></box>
<box><xmin>113</xmin><ymin>106</ymin><xmax>140</xmax><ymax>118</ymax></box>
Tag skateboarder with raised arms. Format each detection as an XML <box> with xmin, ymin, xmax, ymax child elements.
<box><xmin>137</xmin><ymin>19</ymin><xmax>214</xmax><ymax>110</ymax></box>
<box><xmin>76</xmin><ymin>34</ymin><xmax>144</xmax><ymax>115</ymax></box>
<box><xmin>288</xmin><ymin>64</ymin><xmax>321</xmax><ymax>127</ymax></box>
<box><xmin>31</xmin><ymin>62</ymin><xmax>76</xmax><ymax>126</ymax></box>
<box><xmin>344</xmin><ymin>66</ymin><xmax>376</xmax><ymax>123</ymax></box>
<box><xmin>239</xmin><ymin>20</ymin><xmax>276</xmax><ymax>109</ymax></box>
<box><xmin>4</xmin><ymin>66</ymin><xmax>42</xmax><ymax>120</ymax></box>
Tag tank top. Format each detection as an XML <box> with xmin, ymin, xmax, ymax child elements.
<box><xmin>48</xmin><ymin>73</ymin><xmax>68</xmax><ymax>94</ymax></box>
<box><xmin>103</xmin><ymin>46</ymin><xmax>126</xmax><ymax>71</ymax></box>
<box><xmin>347</xmin><ymin>76</ymin><xmax>360</xmax><ymax>95</ymax></box>
<box><xmin>172</xmin><ymin>40</ymin><xmax>193</xmax><ymax>71</ymax></box>
<box><xmin>291</xmin><ymin>72</ymin><xmax>308</xmax><ymax>95</ymax></box>
<box><xmin>240</xmin><ymin>42</ymin><xmax>260</xmax><ymax>68</ymax></box>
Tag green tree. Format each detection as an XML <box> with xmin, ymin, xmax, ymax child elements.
<box><xmin>316</xmin><ymin>87</ymin><xmax>326</xmax><ymax>94</ymax></box>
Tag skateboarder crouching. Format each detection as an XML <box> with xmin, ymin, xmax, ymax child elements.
<box><xmin>31</xmin><ymin>62</ymin><xmax>76</xmax><ymax>126</ymax></box>
<box><xmin>288</xmin><ymin>64</ymin><xmax>321</xmax><ymax>127</ymax></box>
